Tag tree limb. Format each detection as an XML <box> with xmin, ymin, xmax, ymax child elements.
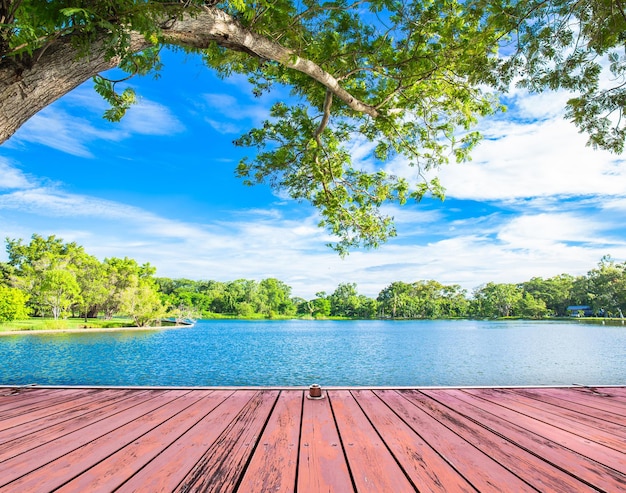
<box><xmin>0</xmin><ymin>5</ymin><xmax>379</xmax><ymax>145</ymax></box>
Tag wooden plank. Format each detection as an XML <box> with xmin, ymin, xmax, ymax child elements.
<box><xmin>297</xmin><ymin>391</ymin><xmax>354</xmax><ymax>493</ymax></box>
<box><xmin>0</xmin><ymin>390</ymin><xmax>190</xmax><ymax>487</ymax></box>
<box><xmin>5</xmin><ymin>391</ymin><xmax>216</xmax><ymax>492</ymax></box>
<box><xmin>174</xmin><ymin>390</ymin><xmax>279</xmax><ymax>493</ymax></box>
<box><xmin>0</xmin><ymin>389</ymin><xmax>158</xmax><ymax>460</ymax></box>
<box><xmin>354</xmin><ymin>390</ymin><xmax>476</xmax><ymax>493</ymax></box>
<box><xmin>399</xmin><ymin>390</ymin><xmax>596</xmax><ymax>493</ymax></box>
<box><xmin>328</xmin><ymin>390</ymin><xmax>418</xmax><ymax>492</ymax></box>
<box><xmin>460</xmin><ymin>388</ymin><xmax>626</xmax><ymax>470</ymax></box>
<box><xmin>237</xmin><ymin>390</ymin><xmax>303</xmax><ymax>492</ymax></box>
<box><xmin>1</xmin><ymin>387</ymin><xmax>625</xmax><ymax>493</ymax></box>
<box><xmin>0</xmin><ymin>388</ymin><xmax>139</xmax><ymax>437</ymax></box>
<box><xmin>377</xmin><ymin>390</ymin><xmax>536</xmax><ymax>493</ymax></box>
<box><xmin>601</xmin><ymin>387</ymin><xmax>626</xmax><ymax>401</ymax></box>
<box><xmin>112</xmin><ymin>390</ymin><xmax>252</xmax><ymax>491</ymax></box>
<box><xmin>423</xmin><ymin>389</ymin><xmax>626</xmax><ymax>492</ymax></box>
<box><xmin>543</xmin><ymin>387</ymin><xmax>626</xmax><ymax>415</ymax></box>
<box><xmin>0</xmin><ymin>388</ymin><xmax>85</xmax><ymax>417</ymax></box>
<box><xmin>464</xmin><ymin>388</ymin><xmax>626</xmax><ymax>451</ymax></box>
<box><xmin>0</xmin><ymin>388</ymin><xmax>64</xmax><ymax>412</ymax></box>
<box><xmin>507</xmin><ymin>388</ymin><xmax>626</xmax><ymax>427</ymax></box>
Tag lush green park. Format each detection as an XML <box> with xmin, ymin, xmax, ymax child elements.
<box><xmin>2</xmin><ymin>234</ymin><xmax>626</xmax><ymax>331</ymax></box>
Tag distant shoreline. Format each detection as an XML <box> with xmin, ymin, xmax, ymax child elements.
<box><xmin>0</xmin><ymin>323</ymin><xmax>193</xmax><ymax>336</ymax></box>
<box><xmin>1</xmin><ymin>316</ymin><xmax>623</xmax><ymax>336</ymax></box>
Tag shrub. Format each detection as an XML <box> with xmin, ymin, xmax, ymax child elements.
<box><xmin>0</xmin><ymin>286</ymin><xmax>30</xmax><ymax>322</ymax></box>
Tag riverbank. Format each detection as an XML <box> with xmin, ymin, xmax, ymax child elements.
<box><xmin>0</xmin><ymin>317</ymin><xmax>191</xmax><ymax>335</ymax></box>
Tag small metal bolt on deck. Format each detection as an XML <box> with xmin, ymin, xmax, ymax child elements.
<box><xmin>308</xmin><ymin>383</ymin><xmax>324</xmax><ymax>399</ymax></box>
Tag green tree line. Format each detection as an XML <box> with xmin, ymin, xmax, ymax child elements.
<box><xmin>2</xmin><ymin>235</ymin><xmax>626</xmax><ymax>323</ymax></box>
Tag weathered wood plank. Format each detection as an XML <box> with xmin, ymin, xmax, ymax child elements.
<box><xmin>0</xmin><ymin>390</ymin><xmax>189</xmax><ymax>488</ymax></box>
<box><xmin>404</xmin><ymin>389</ymin><xmax>596</xmax><ymax>493</ymax></box>
<box><xmin>1</xmin><ymin>386</ymin><xmax>625</xmax><ymax>493</ymax></box>
<box><xmin>0</xmin><ymin>388</ymin><xmax>139</xmax><ymax>438</ymax></box>
<box><xmin>5</xmin><ymin>391</ymin><xmax>216</xmax><ymax>492</ymax></box>
<box><xmin>297</xmin><ymin>391</ymin><xmax>354</xmax><ymax>493</ymax></box>
<box><xmin>460</xmin><ymin>388</ymin><xmax>626</xmax><ymax>470</ymax></box>
<box><xmin>237</xmin><ymin>390</ymin><xmax>303</xmax><ymax>492</ymax></box>
<box><xmin>464</xmin><ymin>388</ymin><xmax>626</xmax><ymax>451</ymax></box>
<box><xmin>544</xmin><ymin>387</ymin><xmax>626</xmax><ymax>415</ymax></box>
<box><xmin>355</xmin><ymin>390</ymin><xmax>476</xmax><ymax>493</ymax></box>
<box><xmin>0</xmin><ymin>388</ymin><xmax>85</xmax><ymax>417</ymax></box>
<box><xmin>380</xmin><ymin>390</ymin><xmax>536</xmax><ymax>493</ymax></box>
<box><xmin>425</xmin><ymin>389</ymin><xmax>626</xmax><ymax>491</ymax></box>
<box><xmin>506</xmin><ymin>388</ymin><xmax>626</xmax><ymax>427</ymax></box>
<box><xmin>601</xmin><ymin>387</ymin><xmax>626</xmax><ymax>401</ymax></box>
<box><xmin>0</xmin><ymin>389</ymin><xmax>158</xmax><ymax>461</ymax></box>
<box><xmin>0</xmin><ymin>387</ymin><xmax>64</xmax><ymax>412</ymax></box>
<box><xmin>174</xmin><ymin>390</ymin><xmax>279</xmax><ymax>493</ymax></box>
<box><xmin>328</xmin><ymin>390</ymin><xmax>418</xmax><ymax>492</ymax></box>
<box><xmin>108</xmin><ymin>390</ymin><xmax>255</xmax><ymax>492</ymax></box>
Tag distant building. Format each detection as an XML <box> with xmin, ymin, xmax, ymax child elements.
<box><xmin>566</xmin><ymin>305</ymin><xmax>593</xmax><ymax>317</ymax></box>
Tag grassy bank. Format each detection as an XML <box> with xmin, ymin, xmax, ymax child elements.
<box><xmin>0</xmin><ymin>317</ymin><xmax>140</xmax><ymax>332</ymax></box>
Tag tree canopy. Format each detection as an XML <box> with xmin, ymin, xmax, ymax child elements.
<box><xmin>1</xmin><ymin>1</ymin><xmax>625</xmax><ymax>251</ymax></box>
<box><xmin>3</xmin><ymin>234</ymin><xmax>626</xmax><ymax>320</ymax></box>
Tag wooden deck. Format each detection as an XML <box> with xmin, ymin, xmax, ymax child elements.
<box><xmin>1</xmin><ymin>386</ymin><xmax>625</xmax><ymax>492</ymax></box>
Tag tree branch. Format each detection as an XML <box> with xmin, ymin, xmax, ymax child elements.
<box><xmin>0</xmin><ymin>5</ymin><xmax>379</xmax><ymax>144</ymax></box>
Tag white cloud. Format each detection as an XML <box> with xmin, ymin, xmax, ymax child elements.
<box><xmin>507</xmin><ymin>88</ymin><xmax>573</xmax><ymax>121</ymax></box>
<box><xmin>122</xmin><ymin>99</ymin><xmax>185</xmax><ymax>136</ymax></box>
<box><xmin>11</xmin><ymin>108</ymin><xmax>115</xmax><ymax>157</ymax></box>
<box><xmin>0</xmin><ymin>159</ymin><xmax>35</xmax><ymax>190</ymax></box>
<box><xmin>429</xmin><ymin>113</ymin><xmax>626</xmax><ymax>201</ymax></box>
<box><xmin>9</xmin><ymin>95</ymin><xmax>183</xmax><ymax>157</ymax></box>
<box><xmin>204</xmin><ymin>119</ymin><xmax>242</xmax><ymax>135</ymax></box>
<box><xmin>2</xmin><ymin>177</ymin><xmax>625</xmax><ymax>299</ymax></box>
<box><xmin>198</xmin><ymin>85</ymin><xmax>292</xmax><ymax>135</ymax></box>
<box><xmin>497</xmin><ymin>213</ymin><xmax>614</xmax><ymax>249</ymax></box>
<box><xmin>373</xmin><ymin>87</ymin><xmax>626</xmax><ymax>203</ymax></box>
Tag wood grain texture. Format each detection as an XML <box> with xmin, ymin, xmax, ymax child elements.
<box><xmin>1</xmin><ymin>386</ymin><xmax>625</xmax><ymax>492</ymax></box>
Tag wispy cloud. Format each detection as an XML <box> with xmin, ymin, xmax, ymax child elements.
<box><xmin>122</xmin><ymin>99</ymin><xmax>185</xmax><ymax>136</ymax></box>
<box><xmin>0</xmin><ymin>158</ymin><xmax>36</xmax><ymax>190</ymax></box>
<box><xmin>198</xmin><ymin>89</ymin><xmax>281</xmax><ymax>134</ymax></box>
<box><xmin>9</xmin><ymin>95</ymin><xmax>183</xmax><ymax>157</ymax></box>
<box><xmin>2</xmin><ymin>177</ymin><xmax>624</xmax><ymax>298</ymax></box>
<box><xmin>378</xmin><ymin>89</ymin><xmax>626</xmax><ymax>202</ymax></box>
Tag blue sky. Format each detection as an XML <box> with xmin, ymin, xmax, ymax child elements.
<box><xmin>1</xmin><ymin>48</ymin><xmax>626</xmax><ymax>299</ymax></box>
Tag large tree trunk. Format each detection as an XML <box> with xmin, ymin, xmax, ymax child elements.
<box><xmin>0</xmin><ymin>35</ymin><xmax>148</xmax><ymax>144</ymax></box>
<box><xmin>0</xmin><ymin>6</ymin><xmax>377</xmax><ymax>145</ymax></box>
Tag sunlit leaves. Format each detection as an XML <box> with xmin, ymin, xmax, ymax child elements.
<box><xmin>93</xmin><ymin>75</ymin><xmax>137</xmax><ymax>122</ymax></box>
<box><xmin>500</xmin><ymin>0</ymin><xmax>626</xmax><ymax>153</ymax></box>
<box><xmin>5</xmin><ymin>1</ymin><xmax>625</xmax><ymax>251</ymax></box>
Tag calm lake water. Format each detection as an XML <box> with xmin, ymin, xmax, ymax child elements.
<box><xmin>1</xmin><ymin>319</ymin><xmax>625</xmax><ymax>387</ymax></box>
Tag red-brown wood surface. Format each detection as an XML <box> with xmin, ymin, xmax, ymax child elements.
<box><xmin>10</xmin><ymin>390</ymin><xmax>216</xmax><ymax>492</ymax></box>
<box><xmin>503</xmin><ymin>387</ymin><xmax>626</xmax><ymax>427</ymax></box>
<box><xmin>395</xmin><ymin>389</ymin><xmax>594</xmax><ymax>493</ymax></box>
<box><xmin>175</xmin><ymin>389</ymin><xmax>279</xmax><ymax>492</ymax></box>
<box><xmin>421</xmin><ymin>388</ymin><xmax>626</xmax><ymax>492</ymax></box>
<box><xmin>236</xmin><ymin>390</ymin><xmax>303</xmax><ymax>492</ymax></box>
<box><xmin>297</xmin><ymin>391</ymin><xmax>354</xmax><ymax>492</ymax></box>
<box><xmin>0</xmin><ymin>388</ymin><xmax>141</xmax><ymax>440</ymax></box>
<box><xmin>115</xmin><ymin>390</ymin><xmax>253</xmax><ymax>492</ymax></box>
<box><xmin>354</xmin><ymin>390</ymin><xmax>475</xmax><ymax>493</ymax></box>
<box><xmin>329</xmin><ymin>390</ymin><xmax>418</xmax><ymax>492</ymax></box>
<box><xmin>1</xmin><ymin>386</ymin><xmax>625</xmax><ymax>493</ymax></box>
<box><xmin>377</xmin><ymin>389</ymin><xmax>536</xmax><ymax>492</ymax></box>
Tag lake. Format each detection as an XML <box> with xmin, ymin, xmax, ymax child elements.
<box><xmin>1</xmin><ymin>319</ymin><xmax>625</xmax><ymax>387</ymax></box>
